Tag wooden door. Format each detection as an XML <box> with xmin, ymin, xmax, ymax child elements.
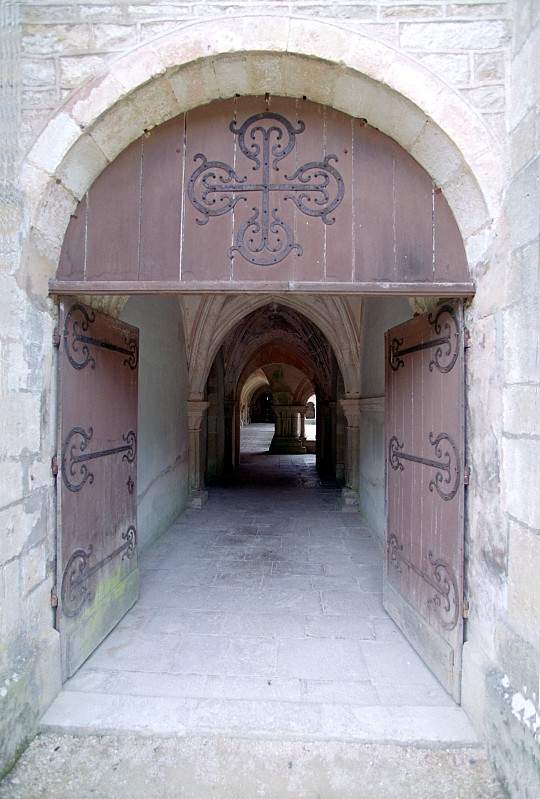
<box><xmin>56</xmin><ymin>299</ymin><xmax>139</xmax><ymax>678</ymax></box>
<box><xmin>384</xmin><ymin>301</ymin><xmax>465</xmax><ymax>701</ymax></box>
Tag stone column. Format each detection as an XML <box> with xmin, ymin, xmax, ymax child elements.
<box><xmin>299</xmin><ymin>407</ymin><xmax>306</xmax><ymax>442</ymax></box>
<box><xmin>187</xmin><ymin>399</ymin><xmax>209</xmax><ymax>508</ymax></box>
<box><xmin>317</xmin><ymin>400</ymin><xmax>336</xmax><ymax>476</ymax></box>
<box><xmin>223</xmin><ymin>398</ymin><xmax>235</xmax><ymax>472</ymax></box>
<box><xmin>270</xmin><ymin>404</ymin><xmax>307</xmax><ymax>454</ymax></box>
<box><xmin>340</xmin><ymin>397</ymin><xmax>362</xmax><ymax>509</ymax></box>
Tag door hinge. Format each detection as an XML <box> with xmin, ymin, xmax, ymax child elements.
<box><xmin>463</xmin><ymin>598</ymin><xmax>470</xmax><ymax>619</ymax></box>
<box><xmin>50</xmin><ymin>587</ymin><xmax>58</xmax><ymax>608</ymax></box>
<box><xmin>51</xmin><ymin>455</ymin><xmax>59</xmax><ymax>478</ymax></box>
<box><xmin>52</xmin><ymin>328</ymin><xmax>61</xmax><ymax>348</ymax></box>
<box><xmin>464</xmin><ymin>328</ymin><xmax>471</xmax><ymax>349</ymax></box>
<box><xmin>464</xmin><ymin>465</ymin><xmax>471</xmax><ymax>486</ymax></box>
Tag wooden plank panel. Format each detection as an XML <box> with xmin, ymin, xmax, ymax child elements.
<box><xmin>290</xmin><ymin>98</ymin><xmax>325</xmax><ymax>283</ymax></box>
<box><xmin>324</xmin><ymin>106</ymin><xmax>353</xmax><ymax>282</ymax></box>
<box><xmin>57</xmin><ymin>299</ymin><xmax>139</xmax><ymax>677</ymax></box>
<box><xmin>182</xmin><ymin>99</ymin><xmax>235</xmax><ymax>282</ymax></box>
<box><xmin>57</xmin><ymin>197</ymin><xmax>86</xmax><ymax>280</ymax></box>
<box><xmin>394</xmin><ymin>150</ymin><xmax>435</xmax><ymax>283</ymax></box>
<box><xmin>86</xmin><ymin>138</ymin><xmax>142</xmax><ymax>281</ymax></box>
<box><xmin>353</xmin><ymin>123</ymin><xmax>396</xmax><ymax>282</ymax></box>
<box><xmin>55</xmin><ymin>96</ymin><xmax>472</xmax><ymax>291</ymax></box>
<box><xmin>384</xmin><ymin>302</ymin><xmax>465</xmax><ymax>701</ymax></box>
<box><xmin>434</xmin><ymin>190</ymin><xmax>469</xmax><ymax>282</ymax></box>
<box><xmin>139</xmin><ymin>115</ymin><xmax>184</xmax><ymax>281</ymax></box>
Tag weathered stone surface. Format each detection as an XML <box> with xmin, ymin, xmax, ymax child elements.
<box><xmin>400</xmin><ymin>20</ymin><xmax>511</xmax><ymax>50</ymax></box>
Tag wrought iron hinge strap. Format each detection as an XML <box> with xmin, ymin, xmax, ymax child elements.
<box><xmin>388</xmin><ymin>533</ymin><xmax>459</xmax><ymax>631</ymax></box>
<box><xmin>389</xmin><ymin>304</ymin><xmax>461</xmax><ymax>374</ymax></box>
<box><xmin>61</xmin><ymin>526</ymin><xmax>137</xmax><ymax>617</ymax></box>
<box><xmin>388</xmin><ymin>432</ymin><xmax>461</xmax><ymax>501</ymax></box>
<box><xmin>61</xmin><ymin>427</ymin><xmax>136</xmax><ymax>492</ymax></box>
<box><xmin>64</xmin><ymin>304</ymin><xmax>138</xmax><ymax>370</ymax></box>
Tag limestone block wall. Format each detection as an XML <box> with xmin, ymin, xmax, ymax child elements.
<box><xmin>19</xmin><ymin>0</ymin><xmax>511</xmax><ymax>153</ymax></box>
<box><xmin>120</xmin><ymin>297</ymin><xmax>189</xmax><ymax>550</ymax></box>
<box><xmin>464</xmin><ymin>1</ymin><xmax>539</xmax><ymax>794</ymax></box>
<box><xmin>1</xmin><ymin>2</ymin><xmax>61</xmax><ymax>776</ymax></box>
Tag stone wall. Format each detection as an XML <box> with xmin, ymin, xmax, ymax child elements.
<box><xmin>357</xmin><ymin>297</ymin><xmax>412</xmax><ymax>543</ymax></box>
<box><xmin>1</xmin><ymin>1</ymin><xmax>61</xmax><ymax>777</ymax></box>
<box><xmin>463</xmin><ymin>1</ymin><xmax>539</xmax><ymax>794</ymax></box>
<box><xmin>121</xmin><ymin>297</ymin><xmax>189</xmax><ymax>550</ymax></box>
<box><xmin>19</xmin><ymin>0</ymin><xmax>511</xmax><ymax>153</ymax></box>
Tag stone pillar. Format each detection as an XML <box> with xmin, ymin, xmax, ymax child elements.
<box><xmin>340</xmin><ymin>397</ymin><xmax>362</xmax><ymax>509</ymax></box>
<box><xmin>223</xmin><ymin>398</ymin><xmax>235</xmax><ymax>472</ymax></box>
<box><xmin>299</xmin><ymin>407</ymin><xmax>306</xmax><ymax>441</ymax></box>
<box><xmin>187</xmin><ymin>399</ymin><xmax>209</xmax><ymax>508</ymax></box>
<box><xmin>270</xmin><ymin>404</ymin><xmax>307</xmax><ymax>454</ymax></box>
<box><xmin>317</xmin><ymin>399</ymin><xmax>336</xmax><ymax>476</ymax></box>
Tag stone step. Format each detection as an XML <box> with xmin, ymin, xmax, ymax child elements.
<box><xmin>40</xmin><ymin>690</ymin><xmax>478</xmax><ymax>745</ymax></box>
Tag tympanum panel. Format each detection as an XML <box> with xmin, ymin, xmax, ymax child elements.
<box><xmin>55</xmin><ymin>97</ymin><xmax>470</xmax><ymax>293</ymax></box>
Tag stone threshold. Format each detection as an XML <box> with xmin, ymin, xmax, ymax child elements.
<box><xmin>40</xmin><ymin>690</ymin><xmax>478</xmax><ymax>746</ymax></box>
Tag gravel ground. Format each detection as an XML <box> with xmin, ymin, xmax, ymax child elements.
<box><xmin>0</xmin><ymin>734</ymin><xmax>507</xmax><ymax>799</ymax></box>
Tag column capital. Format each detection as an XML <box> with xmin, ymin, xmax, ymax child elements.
<box><xmin>187</xmin><ymin>399</ymin><xmax>210</xmax><ymax>431</ymax></box>
<box><xmin>339</xmin><ymin>397</ymin><xmax>363</xmax><ymax>428</ymax></box>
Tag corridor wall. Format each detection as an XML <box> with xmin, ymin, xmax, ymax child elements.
<box><xmin>121</xmin><ymin>297</ymin><xmax>189</xmax><ymax>549</ymax></box>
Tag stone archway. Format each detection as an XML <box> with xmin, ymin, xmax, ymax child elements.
<box><xmin>20</xmin><ymin>15</ymin><xmax>503</xmax><ymax>307</ymax></box>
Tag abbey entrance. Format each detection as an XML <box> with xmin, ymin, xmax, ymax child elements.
<box><xmin>37</xmin><ymin>95</ymin><xmax>476</xmax><ymax>739</ymax></box>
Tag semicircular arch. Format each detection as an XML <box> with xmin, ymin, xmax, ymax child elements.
<box><xmin>21</xmin><ymin>15</ymin><xmax>502</xmax><ymax>300</ymax></box>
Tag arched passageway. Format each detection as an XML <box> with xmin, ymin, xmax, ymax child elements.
<box><xmin>43</xmin><ymin>95</ymin><xmax>473</xmax><ymax>743</ymax></box>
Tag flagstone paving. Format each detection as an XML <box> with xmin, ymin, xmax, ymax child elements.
<box><xmin>41</xmin><ymin>425</ymin><xmax>476</xmax><ymax>744</ymax></box>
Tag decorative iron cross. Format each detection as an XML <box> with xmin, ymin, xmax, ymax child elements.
<box><xmin>187</xmin><ymin>112</ymin><xmax>345</xmax><ymax>266</ymax></box>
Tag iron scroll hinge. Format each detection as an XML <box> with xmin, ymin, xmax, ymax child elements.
<box><xmin>52</xmin><ymin>327</ymin><xmax>61</xmax><ymax>347</ymax></box>
<box><xmin>463</xmin><ymin>465</ymin><xmax>471</xmax><ymax>486</ymax></box>
<box><xmin>51</xmin><ymin>455</ymin><xmax>59</xmax><ymax>478</ymax></box>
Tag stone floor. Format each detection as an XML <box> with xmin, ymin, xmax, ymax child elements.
<box><xmin>41</xmin><ymin>424</ymin><xmax>476</xmax><ymax>744</ymax></box>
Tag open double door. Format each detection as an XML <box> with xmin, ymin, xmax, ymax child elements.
<box><xmin>54</xmin><ymin>296</ymin><xmax>465</xmax><ymax>700</ymax></box>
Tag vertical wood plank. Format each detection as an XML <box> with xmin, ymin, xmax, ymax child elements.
<box><xmin>139</xmin><ymin>115</ymin><xmax>184</xmax><ymax>281</ymax></box>
<box><xmin>434</xmin><ymin>190</ymin><xmax>469</xmax><ymax>282</ymax></box>
<box><xmin>324</xmin><ymin>106</ymin><xmax>353</xmax><ymax>282</ymax></box>
<box><xmin>353</xmin><ymin>123</ymin><xmax>396</xmax><ymax>282</ymax></box>
<box><xmin>182</xmin><ymin>99</ymin><xmax>235</xmax><ymax>282</ymax></box>
<box><xmin>57</xmin><ymin>197</ymin><xmax>86</xmax><ymax>280</ymax></box>
<box><xmin>86</xmin><ymin>138</ymin><xmax>142</xmax><ymax>281</ymax></box>
<box><xmin>291</xmin><ymin>97</ymin><xmax>325</xmax><ymax>283</ymax></box>
<box><xmin>394</xmin><ymin>151</ymin><xmax>434</xmax><ymax>283</ymax></box>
